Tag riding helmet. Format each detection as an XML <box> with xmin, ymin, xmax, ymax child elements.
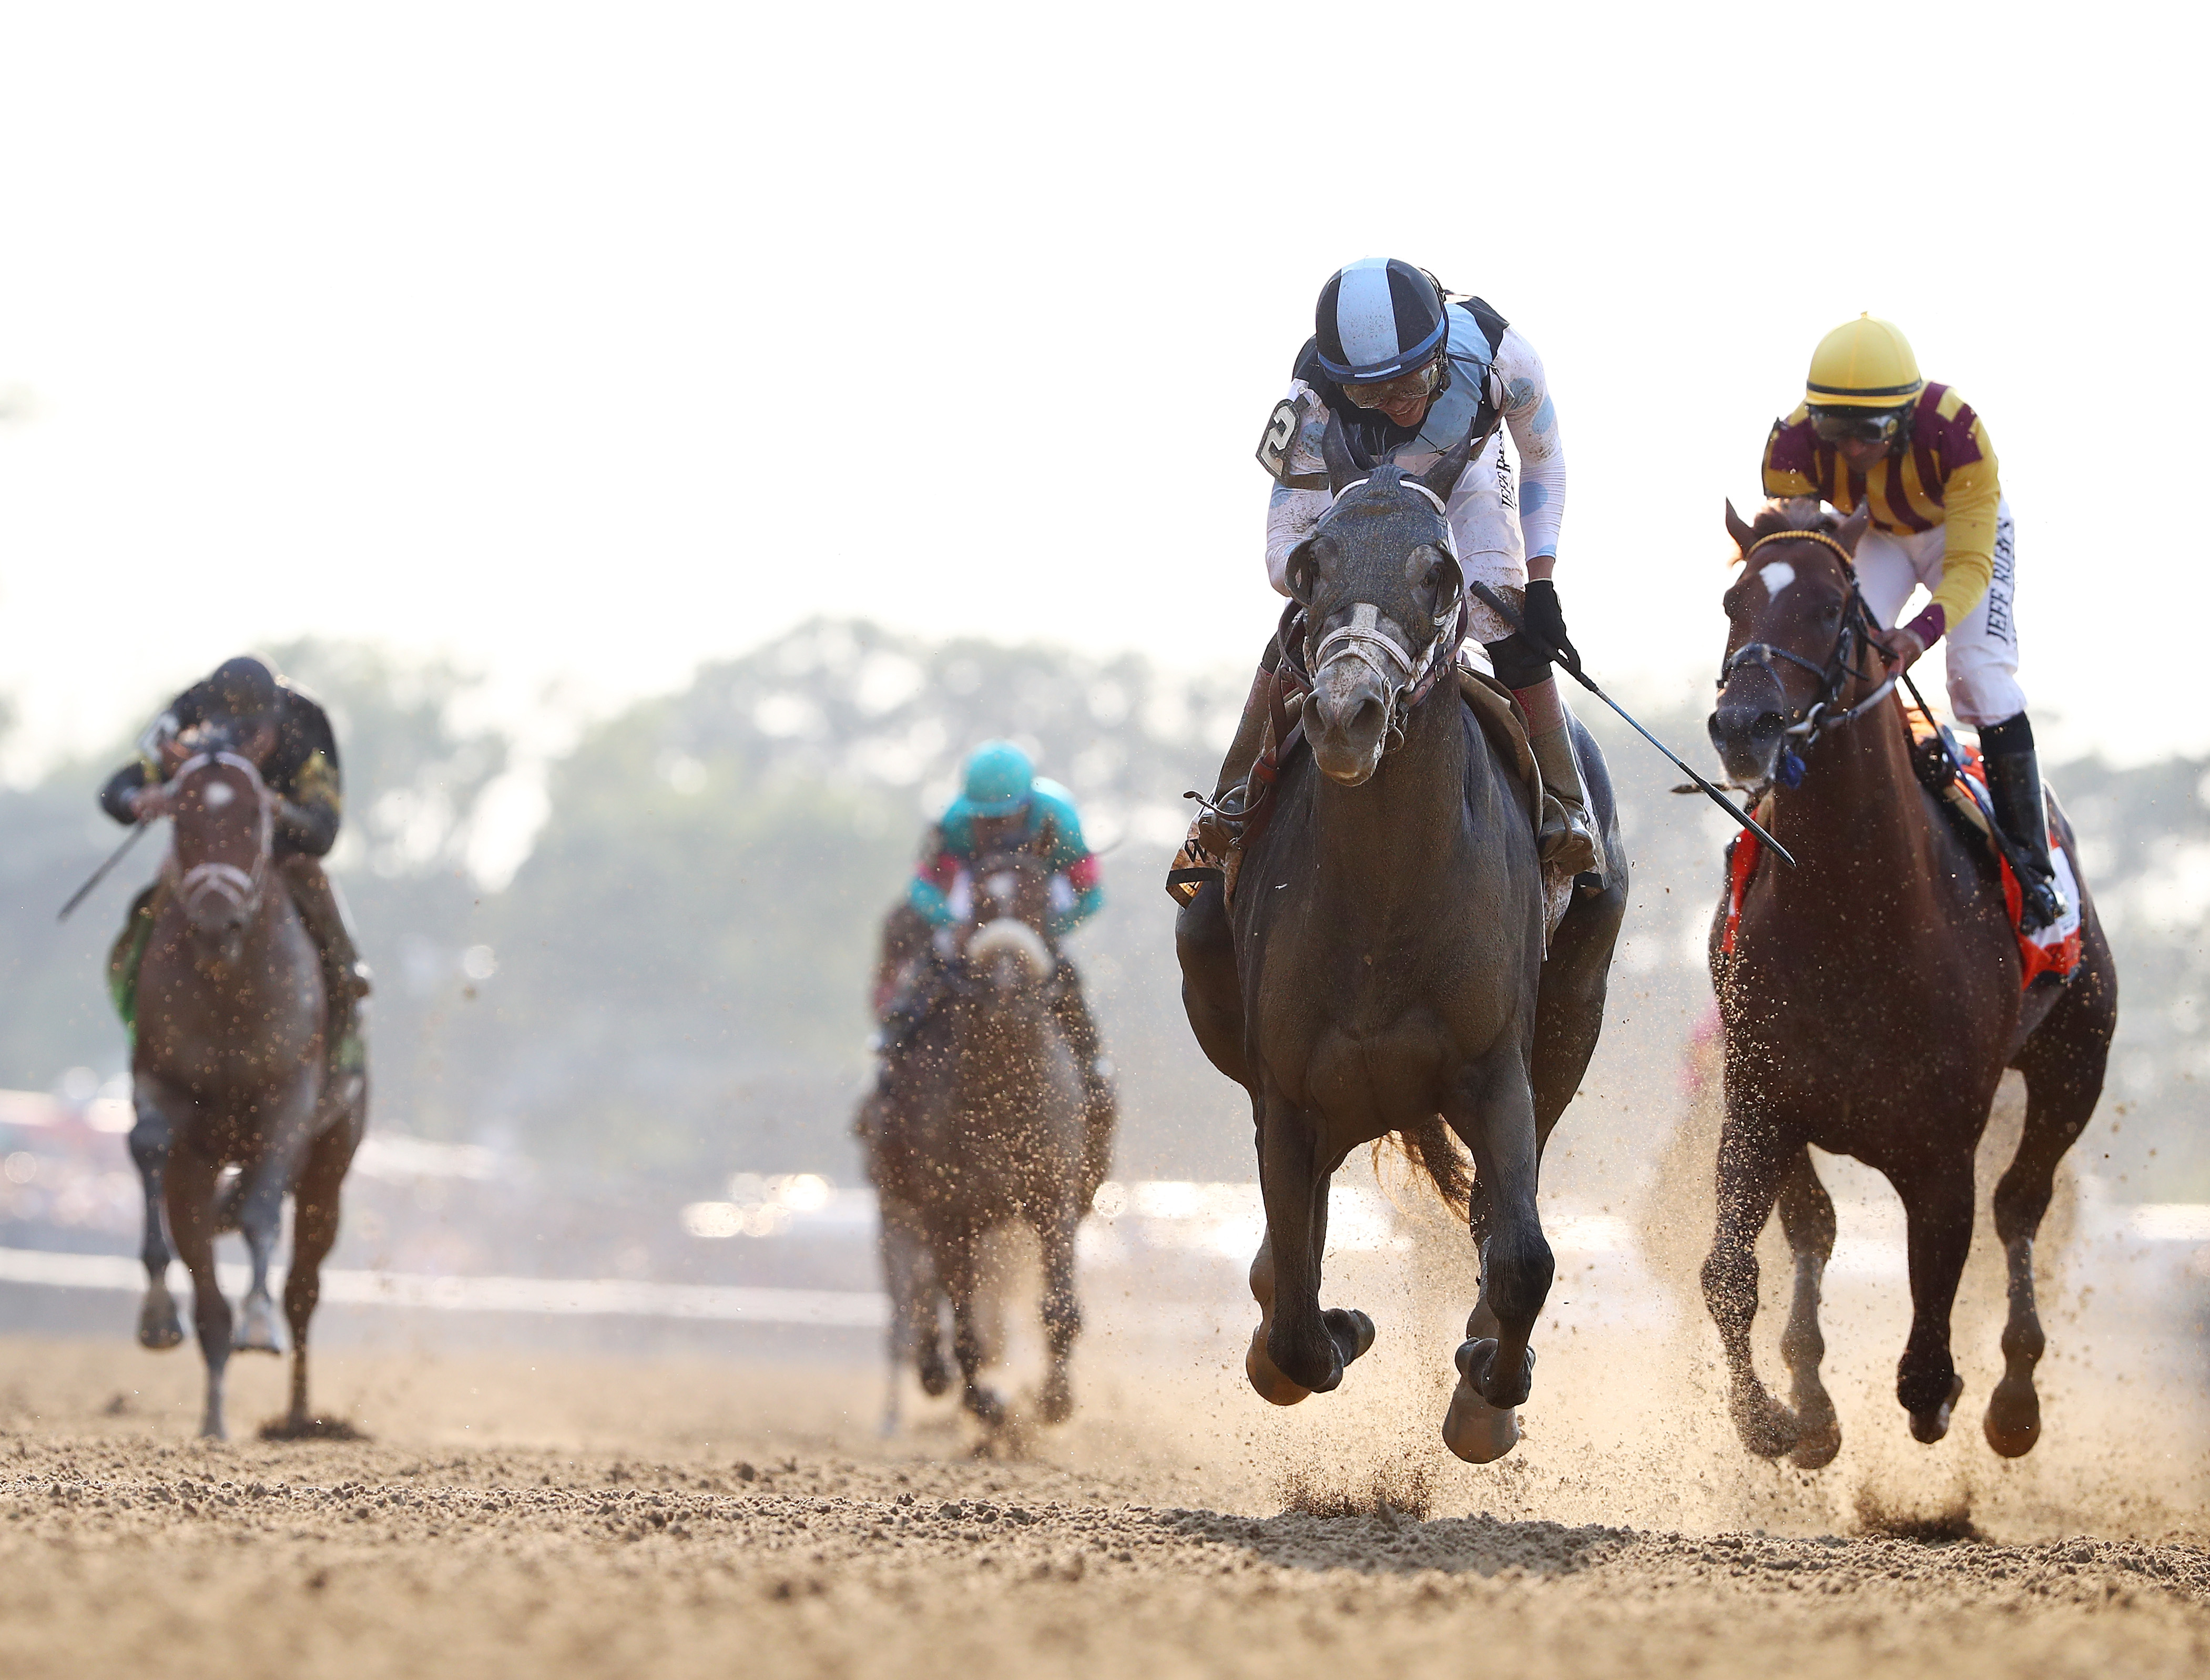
<box><xmin>961</xmin><ymin>740</ymin><xmax>1034</xmax><ymax>817</ymax></box>
<box><xmin>209</xmin><ymin>654</ymin><xmax>281</xmax><ymax>723</ymax></box>
<box><xmin>1805</xmin><ymin>314</ymin><xmax>1924</xmax><ymax>409</ymax></box>
<box><xmin>1313</xmin><ymin>258</ymin><xmax>1448</xmax><ymax>385</ymax></box>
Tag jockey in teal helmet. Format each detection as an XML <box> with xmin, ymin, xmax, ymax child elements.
<box><xmin>908</xmin><ymin>740</ymin><xmax>1104</xmax><ymax>938</ymax></box>
<box><xmin>873</xmin><ymin>739</ymin><xmax>1115</xmax><ymax>1202</ymax></box>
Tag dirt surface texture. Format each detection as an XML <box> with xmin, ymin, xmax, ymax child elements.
<box><xmin>1</xmin><ymin>1329</ymin><xmax>2205</xmax><ymax>1680</ymax></box>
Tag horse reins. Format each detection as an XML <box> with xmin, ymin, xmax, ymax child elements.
<box><xmin>1719</xmin><ymin>528</ymin><xmax>1900</xmax><ymax>783</ymax></box>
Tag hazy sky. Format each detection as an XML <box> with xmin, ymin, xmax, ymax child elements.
<box><xmin>2</xmin><ymin>2</ymin><xmax>2203</xmax><ymax>777</ymax></box>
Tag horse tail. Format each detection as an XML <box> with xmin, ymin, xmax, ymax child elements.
<box><xmin>1374</xmin><ymin>1116</ymin><xmax>1472</xmax><ymax>1219</ymax></box>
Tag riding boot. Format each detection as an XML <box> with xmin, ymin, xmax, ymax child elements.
<box><xmin>276</xmin><ymin>854</ymin><xmax>371</xmax><ymax>1077</ymax></box>
<box><xmin>1195</xmin><ymin>655</ymin><xmax>1279</xmax><ymax>860</ymax></box>
<box><xmin>1050</xmin><ymin>961</ymin><xmax>1117</xmax><ymax>1204</ymax></box>
<box><xmin>1981</xmin><ymin>731</ymin><xmax>2066</xmax><ymax>934</ymax></box>
<box><xmin>108</xmin><ymin>883</ymin><xmax>163</xmax><ymax>1037</ymax></box>
<box><xmin>1514</xmin><ymin>678</ymin><xmax>1601</xmax><ymax>880</ymax></box>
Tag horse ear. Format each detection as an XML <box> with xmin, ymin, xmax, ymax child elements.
<box><xmin>1421</xmin><ymin>427</ymin><xmax>1478</xmax><ymax>502</ymax></box>
<box><xmin>1834</xmin><ymin>503</ymin><xmax>1871</xmax><ymax>556</ymax></box>
<box><xmin>1284</xmin><ymin>537</ymin><xmax>1321</xmax><ymax>604</ymax></box>
<box><xmin>1724</xmin><ymin>498</ymin><xmax>1758</xmax><ymax>562</ymax></box>
<box><xmin>1319</xmin><ymin>410</ymin><xmax>1367</xmax><ymax>496</ymax></box>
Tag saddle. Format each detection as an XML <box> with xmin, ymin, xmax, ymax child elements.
<box><xmin>1168</xmin><ymin>606</ymin><xmax>1555</xmax><ymax>924</ymax></box>
<box><xmin>1720</xmin><ymin>701</ymin><xmax>2083</xmax><ymax>989</ymax></box>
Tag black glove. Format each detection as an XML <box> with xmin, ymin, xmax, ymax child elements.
<box><xmin>1522</xmin><ymin>579</ymin><xmax>1581</xmax><ymax>674</ymax></box>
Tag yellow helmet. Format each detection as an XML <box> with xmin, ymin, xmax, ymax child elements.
<box><xmin>1805</xmin><ymin>314</ymin><xmax>1923</xmax><ymax>410</ymax></box>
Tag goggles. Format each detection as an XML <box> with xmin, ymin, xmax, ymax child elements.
<box><xmin>1809</xmin><ymin>405</ymin><xmax>1910</xmax><ymax>447</ymax></box>
<box><xmin>1340</xmin><ymin>360</ymin><xmax>1443</xmax><ymax>412</ymax></box>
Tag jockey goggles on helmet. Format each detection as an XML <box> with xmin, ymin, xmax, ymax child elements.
<box><xmin>1339</xmin><ymin>358</ymin><xmax>1444</xmax><ymax>412</ymax></box>
<box><xmin>1809</xmin><ymin>404</ymin><xmax>1911</xmax><ymax>448</ymax></box>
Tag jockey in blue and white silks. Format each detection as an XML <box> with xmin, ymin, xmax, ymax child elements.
<box><xmin>910</xmin><ymin>741</ymin><xmax>1103</xmax><ymax>940</ymax></box>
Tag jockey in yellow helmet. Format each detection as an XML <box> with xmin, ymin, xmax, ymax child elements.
<box><xmin>1762</xmin><ymin>315</ymin><xmax>2064</xmax><ymax>932</ymax></box>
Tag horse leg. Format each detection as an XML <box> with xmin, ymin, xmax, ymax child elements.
<box><xmin>1442</xmin><ymin>1057</ymin><xmax>1552</xmax><ymax>1463</ymax></box>
<box><xmin>126</xmin><ymin>1095</ymin><xmax>184</xmax><ymax>1351</ymax></box>
<box><xmin>1985</xmin><ymin>1027</ymin><xmax>2108</xmax><ymax>1457</ymax></box>
<box><xmin>232</xmin><ymin>1155</ymin><xmax>290</xmax><ymax>1356</ymax></box>
<box><xmin>1892</xmin><ymin>1158</ymin><xmax>1975</xmax><ymax>1443</ymax></box>
<box><xmin>1250</xmin><ymin>1094</ymin><xmax>1362</xmax><ymax>1399</ymax></box>
<box><xmin>1775</xmin><ymin>1146</ymin><xmax>1841</xmax><ymax>1469</ymax></box>
<box><xmin>1175</xmin><ymin>880</ymin><xmax>1249</xmax><ymax>1090</ymax></box>
<box><xmin>164</xmin><ymin>1146</ymin><xmax>231</xmax><ymax>1440</ymax></box>
<box><xmin>1700</xmin><ymin>1112</ymin><xmax>1800</xmax><ymax>1458</ymax></box>
<box><xmin>281</xmin><ymin>1121</ymin><xmax>353</xmax><ymax>1432</ymax></box>
<box><xmin>937</xmin><ymin>1227</ymin><xmax>1005</xmax><ymax>1427</ymax></box>
<box><xmin>1035</xmin><ymin>1207</ymin><xmax>1082</xmax><ymax>1424</ymax></box>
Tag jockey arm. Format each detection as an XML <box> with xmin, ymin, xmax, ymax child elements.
<box><xmin>1493</xmin><ymin>327</ymin><xmax>1567</xmax><ymax>575</ymax></box>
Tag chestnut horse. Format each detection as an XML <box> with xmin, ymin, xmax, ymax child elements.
<box><xmin>130</xmin><ymin>747</ymin><xmax>364</xmax><ymax>1439</ymax></box>
<box><xmin>1704</xmin><ymin>501</ymin><xmax>2116</xmax><ymax>1463</ymax></box>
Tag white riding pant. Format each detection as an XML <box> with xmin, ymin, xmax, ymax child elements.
<box><xmin>1852</xmin><ymin>497</ymin><xmax>2024</xmax><ymax>727</ymax></box>
<box><xmin>1448</xmin><ymin>433</ymin><xmax>1531</xmax><ymax>644</ymax></box>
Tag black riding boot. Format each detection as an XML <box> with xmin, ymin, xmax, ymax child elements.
<box><xmin>277</xmin><ymin>854</ymin><xmax>370</xmax><ymax>1076</ymax></box>
<box><xmin>1050</xmin><ymin>961</ymin><xmax>1117</xmax><ymax>1203</ymax></box>
<box><xmin>1193</xmin><ymin>649</ymin><xmax>1282</xmax><ymax>861</ymax></box>
<box><xmin>1980</xmin><ymin>716</ymin><xmax>2065</xmax><ymax>934</ymax></box>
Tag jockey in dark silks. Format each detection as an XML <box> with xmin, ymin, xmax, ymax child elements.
<box><xmin>101</xmin><ymin>654</ymin><xmax>370</xmax><ymax>1082</ymax></box>
<box><xmin>867</xmin><ymin>740</ymin><xmax>1115</xmax><ymax>1196</ymax></box>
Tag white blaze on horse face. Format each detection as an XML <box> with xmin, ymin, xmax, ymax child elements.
<box><xmin>202</xmin><ymin>781</ymin><xmax>235</xmax><ymax>809</ymax></box>
<box><xmin>1760</xmin><ymin>561</ymin><xmax>1797</xmax><ymax>600</ymax></box>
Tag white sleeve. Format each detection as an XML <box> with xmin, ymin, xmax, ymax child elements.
<box><xmin>1259</xmin><ymin>378</ymin><xmax>1334</xmax><ymax>594</ymax></box>
<box><xmin>1494</xmin><ymin>328</ymin><xmax>1566</xmax><ymax>561</ymax></box>
<box><xmin>1265</xmin><ymin>486</ymin><xmax>1331</xmax><ymax>594</ymax></box>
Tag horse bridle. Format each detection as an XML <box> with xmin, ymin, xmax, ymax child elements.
<box><xmin>1718</xmin><ymin>528</ymin><xmax>1900</xmax><ymax>780</ymax></box>
<box><xmin>171</xmin><ymin>751</ymin><xmax>274</xmax><ymax>919</ymax></box>
<box><xmin>1298</xmin><ymin>474</ymin><xmax>1469</xmax><ymax>755</ymax></box>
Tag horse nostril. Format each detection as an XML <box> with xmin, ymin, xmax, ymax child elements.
<box><xmin>1751</xmin><ymin>710</ymin><xmax>1785</xmax><ymax>742</ymax></box>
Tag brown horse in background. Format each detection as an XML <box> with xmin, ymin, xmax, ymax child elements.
<box><xmin>867</xmin><ymin>847</ymin><xmax>1092</xmax><ymax>1429</ymax></box>
<box><xmin>1704</xmin><ymin>501</ymin><xmax>2116</xmax><ymax>1463</ymax></box>
<box><xmin>129</xmin><ymin>747</ymin><xmax>364</xmax><ymax>1439</ymax></box>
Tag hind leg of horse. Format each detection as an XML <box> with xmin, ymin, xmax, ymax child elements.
<box><xmin>936</xmin><ymin>1228</ymin><xmax>1005</xmax><ymax>1427</ymax></box>
<box><xmin>1892</xmin><ymin>1158</ymin><xmax>1975</xmax><ymax>1443</ymax></box>
<box><xmin>1702</xmin><ymin>1113</ymin><xmax>1800</xmax><ymax>1458</ymax></box>
<box><xmin>282</xmin><ymin>1123</ymin><xmax>353</xmax><ymax>1431</ymax></box>
<box><xmin>164</xmin><ymin>1147</ymin><xmax>232</xmax><ymax>1440</ymax></box>
<box><xmin>1250</xmin><ymin>1096</ymin><xmax>1366</xmax><ymax>1399</ymax></box>
<box><xmin>1442</xmin><ymin>1058</ymin><xmax>1552</xmax><ymax>1463</ymax></box>
<box><xmin>1985</xmin><ymin>1025</ymin><xmax>2110</xmax><ymax>1457</ymax></box>
<box><xmin>232</xmin><ymin>1156</ymin><xmax>290</xmax><ymax>1356</ymax></box>
<box><xmin>126</xmin><ymin>1099</ymin><xmax>184</xmax><ymax>1351</ymax></box>
<box><xmin>1775</xmin><ymin>1147</ymin><xmax>1841</xmax><ymax>1469</ymax></box>
<box><xmin>1035</xmin><ymin>1209</ymin><xmax>1083</xmax><ymax>1425</ymax></box>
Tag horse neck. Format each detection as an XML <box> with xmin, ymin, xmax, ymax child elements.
<box><xmin>1308</xmin><ymin>679</ymin><xmax>1469</xmax><ymax>890</ymax></box>
<box><xmin>1764</xmin><ymin>702</ymin><xmax>1937</xmax><ymax>901</ymax></box>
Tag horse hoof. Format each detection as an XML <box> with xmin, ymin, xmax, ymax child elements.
<box><xmin>916</xmin><ymin>1355</ymin><xmax>953</xmax><ymax>1399</ymax></box>
<box><xmin>137</xmin><ymin>1301</ymin><xmax>185</xmax><ymax>1351</ymax></box>
<box><xmin>1728</xmin><ymin>1388</ymin><xmax>1799</xmax><ymax>1460</ymax></box>
<box><xmin>1909</xmin><ymin>1374</ymin><xmax>1965</xmax><ymax>1445</ymax></box>
<box><xmin>1245</xmin><ymin>1327</ymin><xmax>1311</xmax><ymax>1407</ymax></box>
<box><xmin>1441</xmin><ymin>1375</ymin><xmax>1520</xmax><ymax>1464</ymax></box>
<box><xmin>1325</xmin><ymin>1308</ymin><xmax>1376</xmax><ymax>1365</ymax></box>
<box><xmin>1982</xmin><ymin>1378</ymin><xmax>2040</xmax><ymax>1459</ymax></box>
<box><xmin>964</xmin><ymin>1386</ymin><xmax>1008</xmax><ymax>1428</ymax></box>
<box><xmin>1788</xmin><ymin>1416</ymin><xmax>1842</xmax><ymax>1471</ymax></box>
<box><xmin>1037</xmin><ymin>1374</ymin><xmax>1074</xmax><ymax>1426</ymax></box>
<box><xmin>1455</xmin><ymin>1338</ymin><xmax>1534</xmax><ymax>1410</ymax></box>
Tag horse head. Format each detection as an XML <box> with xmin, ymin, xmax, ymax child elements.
<box><xmin>1282</xmin><ymin>413</ymin><xmax>1474</xmax><ymax>785</ymax></box>
<box><xmin>1710</xmin><ymin>499</ymin><xmax>1873</xmax><ymax>788</ymax></box>
<box><xmin>959</xmin><ymin>847</ymin><xmax>1058</xmax><ymax>1008</ymax></box>
<box><xmin>169</xmin><ymin>750</ymin><xmax>274</xmax><ymax>948</ymax></box>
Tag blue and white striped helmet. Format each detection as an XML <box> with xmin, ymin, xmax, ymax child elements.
<box><xmin>1313</xmin><ymin>258</ymin><xmax>1448</xmax><ymax>385</ymax></box>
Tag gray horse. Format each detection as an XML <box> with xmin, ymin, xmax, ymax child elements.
<box><xmin>1175</xmin><ymin>420</ymin><xmax>1627</xmax><ymax>1462</ymax></box>
<box><xmin>129</xmin><ymin>748</ymin><xmax>364</xmax><ymax>1439</ymax></box>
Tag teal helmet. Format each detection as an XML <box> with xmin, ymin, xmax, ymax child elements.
<box><xmin>961</xmin><ymin>740</ymin><xmax>1034</xmax><ymax>817</ymax></box>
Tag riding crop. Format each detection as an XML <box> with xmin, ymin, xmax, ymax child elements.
<box><xmin>1468</xmin><ymin>581</ymin><xmax>1796</xmax><ymax>868</ymax></box>
<box><xmin>57</xmin><ymin>821</ymin><xmax>150</xmax><ymax>922</ymax></box>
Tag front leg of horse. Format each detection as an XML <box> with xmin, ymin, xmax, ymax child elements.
<box><xmin>1035</xmin><ymin>1210</ymin><xmax>1083</xmax><ymax>1425</ymax></box>
<box><xmin>1250</xmin><ymin>1102</ymin><xmax>1366</xmax><ymax>1400</ymax></box>
<box><xmin>1442</xmin><ymin>1066</ymin><xmax>1551</xmax><ymax>1464</ymax></box>
<box><xmin>936</xmin><ymin>1228</ymin><xmax>1006</xmax><ymax>1428</ymax></box>
<box><xmin>1700</xmin><ymin>1115</ymin><xmax>1799</xmax><ymax>1459</ymax></box>
<box><xmin>126</xmin><ymin>1101</ymin><xmax>184</xmax><ymax>1351</ymax></box>
<box><xmin>164</xmin><ymin>1149</ymin><xmax>232</xmax><ymax>1440</ymax></box>
<box><xmin>232</xmin><ymin>1158</ymin><xmax>291</xmax><ymax>1355</ymax></box>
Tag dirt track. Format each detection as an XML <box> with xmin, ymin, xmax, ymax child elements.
<box><xmin>3</xmin><ymin>1334</ymin><xmax>2206</xmax><ymax>1680</ymax></box>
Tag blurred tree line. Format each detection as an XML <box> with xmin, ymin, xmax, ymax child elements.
<box><xmin>2</xmin><ymin>624</ymin><xmax>2204</xmax><ymax>1202</ymax></box>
